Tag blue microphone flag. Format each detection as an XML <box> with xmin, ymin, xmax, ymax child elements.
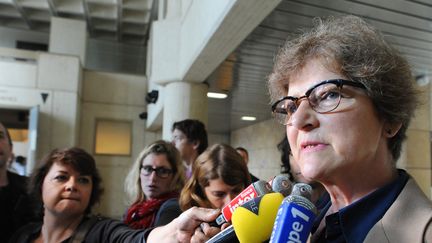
<box><xmin>270</xmin><ymin>199</ymin><xmax>316</xmax><ymax>243</ymax></box>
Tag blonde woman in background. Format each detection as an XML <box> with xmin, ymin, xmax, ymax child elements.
<box><xmin>124</xmin><ymin>140</ymin><xmax>185</xmax><ymax>229</ymax></box>
<box><xmin>179</xmin><ymin>143</ymin><xmax>251</xmax><ymax>211</ymax></box>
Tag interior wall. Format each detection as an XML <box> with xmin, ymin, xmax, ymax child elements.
<box><xmin>402</xmin><ymin>83</ymin><xmax>432</xmax><ymax>198</ymax></box>
<box><xmin>208</xmin><ymin>133</ymin><xmax>230</xmax><ymax>146</ymax></box>
<box><xmin>80</xmin><ymin>70</ymin><xmax>160</xmax><ymax>218</ymax></box>
<box><xmin>231</xmin><ymin>119</ymin><xmax>285</xmax><ymax>181</ymax></box>
<box><xmin>0</xmin><ymin>49</ymin><xmax>82</xmax><ymax>171</ymax></box>
<box><xmin>86</xmin><ymin>39</ymin><xmax>146</xmax><ymax>75</ymax></box>
<box><xmin>0</xmin><ymin>26</ymin><xmax>146</xmax><ymax>75</ymax></box>
<box><xmin>0</xmin><ymin>27</ymin><xmax>48</xmax><ymax>48</ymax></box>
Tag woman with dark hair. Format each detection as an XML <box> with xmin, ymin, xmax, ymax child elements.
<box><xmin>179</xmin><ymin>144</ymin><xmax>251</xmax><ymax>211</ymax></box>
<box><xmin>9</xmin><ymin>147</ymin><xmax>222</xmax><ymax>243</ymax></box>
<box><xmin>124</xmin><ymin>140</ymin><xmax>185</xmax><ymax>229</ymax></box>
<box><xmin>29</xmin><ymin>147</ymin><xmax>103</xmax><ymax>216</ymax></box>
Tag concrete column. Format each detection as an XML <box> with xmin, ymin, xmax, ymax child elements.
<box><xmin>146</xmin><ymin>0</ymin><xmax>281</xmax><ymax>138</ymax></box>
<box><xmin>165</xmin><ymin>0</ymin><xmax>182</xmax><ymax>19</ymax></box>
<box><xmin>162</xmin><ymin>81</ymin><xmax>208</xmax><ymax>140</ymax></box>
<box><xmin>49</xmin><ymin>17</ymin><xmax>87</xmax><ymax>66</ymax></box>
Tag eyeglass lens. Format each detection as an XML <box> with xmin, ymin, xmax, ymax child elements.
<box><xmin>141</xmin><ymin>165</ymin><xmax>172</xmax><ymax>178</ymax></box>
<box><xmin>273</xmin><ymin>82</ymin><xmax>343</xmax><ymax>124</ymax></box>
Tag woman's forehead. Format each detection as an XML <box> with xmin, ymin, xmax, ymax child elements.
<box><xmin>287</xmin><ymin>60</ymin><xmax>342</xmax><ymax>95</ymax></box>
<box><xmin>48</xmin><ymin>161</ymin><xmax>88</xmax><ymax>176</ymax></box>
<box><xmin>142</xmin><ymin>153</ymin><xmax>171</xmax><ymax>167</ymax></box>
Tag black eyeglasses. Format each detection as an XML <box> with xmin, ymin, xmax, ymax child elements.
<box><xmin>140</xmin><ymin>165</ymin><xmax>173</xmax><ymax>178</ymax></box>
<box><xmin>271</xmin><ymin>79</ymin><xmax>366</xmax><ymax>125</ymax></box>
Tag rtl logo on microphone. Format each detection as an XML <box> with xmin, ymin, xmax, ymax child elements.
<box><xmin>226</xmin><ymin>186</ymin><xmax>257</xmax><ymax>214</ymax></box>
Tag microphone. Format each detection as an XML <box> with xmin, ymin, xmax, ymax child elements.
<box><xmin>269</xmin><ymin>174</ymin><xmax>293</xmax><ymax>196</ymax></box>
<box><xmin>231</xmin><ymin>192</ymin><xmax>285</xmax><ymax>243</ymax></box>
<box><xmin>269</xmin><ymin>183</ymin><xmax>317</xmax><ymax>243</ymax></box>
<box><xmin>216</xmin><ymin>180</ymin><xmax>272</xmax><ymax>225</ymax></box>
<box><xmin>205</xmin><ymin>225</ymin><xmax>238</xmax><ymax>243</ymax></box>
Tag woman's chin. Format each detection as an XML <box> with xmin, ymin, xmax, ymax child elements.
<box><xmin>300</xmin><ymin>167</ymin><xmax>323</xmax><ymax>182</ymax></box>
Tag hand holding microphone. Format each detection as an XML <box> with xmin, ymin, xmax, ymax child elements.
<box><xmin>270</xmin><ymin>183</ymin><xmax>317</xmax><ymax>243</ymax></box>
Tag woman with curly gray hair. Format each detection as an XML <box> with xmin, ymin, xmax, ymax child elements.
<box><xmin>268</xmin><ymin>15</ymin><xmax>431</xmax><ymax>242</ymax></box>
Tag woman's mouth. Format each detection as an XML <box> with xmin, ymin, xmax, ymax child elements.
<box><xmin>63</xmin><ymin>197</ymin><xmax>80</xmax><ymax>201</ymax></box>
<box><xmin>147</xmin><ymin>185</ymin><xmax>158</xmax><ymax>190</ymax></box>
<box><xmin>300</xmin><ymin>142</ymin><xmax>327</xmax><ymax>152</ymax></box>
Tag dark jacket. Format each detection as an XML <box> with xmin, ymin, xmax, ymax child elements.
<box><xmin>0</xmin><ymin>171</ymin><xmax>35</xmax><ymax>243</ymax></box>
<box><xmin>9</xmin><ymin>216</ymin><xmax>152</xmax><ymax>243</ymax></box>
<box><xmin>153</xmin><ymin>198</ymin><xmax>182</xmax><ymax>227</ymax></box>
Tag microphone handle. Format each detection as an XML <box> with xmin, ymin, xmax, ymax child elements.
<box><xmin>206</xmin><ymin>225</ymin><xmax>239</xmax><ymax>243</ymax></box>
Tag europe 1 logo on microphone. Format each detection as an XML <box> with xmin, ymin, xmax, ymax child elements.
<box><xmin>271</xmin><ymin>202</ymin><xmax>316</xmax><ymax>243</ymax></box>
<box><xmin>270</xmin><ymin>183</ymin><xmax>317</xmax><ymax>243</ymax></box>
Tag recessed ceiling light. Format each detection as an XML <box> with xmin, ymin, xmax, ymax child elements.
<box><xmin>241</xmin><ymin>116</ymin><xmax>256</xmax><ymax>121</ymax></box>
<box><xmin>207</xmin><ymin>92</ymin><xmax>228</xmax><ymax>99</ymax></box>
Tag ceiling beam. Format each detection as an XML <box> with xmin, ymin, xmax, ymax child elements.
<box><xmin>117</xmin><ymin>0</ymin><xmax>123</xmax><ymax>42</ymax></box>
<box><xmin>47</xmin><ymin>0</ymin><xmax>58</xmax><ymax>16</ymax></box>
<box><xmin>11</xmin><ymin>0</ymin><xmax>32</xmax><ymax>29</ymax></box>
<box><xmin>81</xmin><ymin>0</ymin><xmax>93</xmax><ymax>37</ymax></box>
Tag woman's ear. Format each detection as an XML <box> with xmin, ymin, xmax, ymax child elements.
<box><xmin>384</xmin><ymin>123</ymin><xmax>402</xmax><ymax>138</ymax></box>
<box><xmin>192</xmin><ymin>140</ymin><xmax>200</xmax><ymax>150</ymax></box>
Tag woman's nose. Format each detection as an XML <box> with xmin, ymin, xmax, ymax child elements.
<box><xmin>222</xmin><ymin>197</ymin><xmax>232</xmax><ymax>208</ymax></box>
<box><xmin>225</xmin><ymin>193</ymin><xmax>237</xmax><ymax>205</ymax></box>
<box><xmin>148</xmin><ymin>171</ymin><xmax>158</xmax><ymax>181</ymax></box>
<box><xmin>65</xmin><ymin>178</ymin><xmax>77</xmax><ymax>192</ymax></box>
<box><xmin>288</xmin><ymin>101</ymin><xmax>318</xmax><ymax>130</ymax></box>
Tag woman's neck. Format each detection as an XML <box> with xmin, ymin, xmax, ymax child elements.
<box><xmin>37</xmin><ymin>211</ymin><xmax>84</xmax><ymax>243</ymax></box>
<box><xmin>323</xmin><ymin>166</ymin><xmax>398</xmax><ymax>210</ymax></box>
<box><xmin>319</xmin><ymin>142</ymin><xmax>398</xmax><ymax>209</ymax></box>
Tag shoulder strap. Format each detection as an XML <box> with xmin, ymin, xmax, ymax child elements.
<box><xmin>70</xmin><ymin>216</ymin><xmax>101</xmax><ymax>243</ymax></box>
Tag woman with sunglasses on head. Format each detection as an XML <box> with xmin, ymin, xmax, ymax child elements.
<box><xmin>124</xmin><ymin>140</ymin><xmax>185</xmax><ymax>229</ymax></box>
<box><xmin>269</xmin><ymin>15</ymin><xmax>432</xmax><ymax>242</ymax></box>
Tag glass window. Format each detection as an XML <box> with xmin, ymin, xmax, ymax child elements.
<box><xmin>94</xmin><ymin>119</ymin><xmax>131</xmax><ymax>156</ymax></box>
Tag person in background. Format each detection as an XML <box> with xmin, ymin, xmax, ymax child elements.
<box><xmin>172</xmin><ymin>119</ymin><xmax>208</xmax><ymax>179</ymax></box>
<box><xmin>277</xmin><ymin>136</ymin><xmax>328</xmax><ymax>210</ymax></box>
<box><xmin>179</xmin><ymin>144</ymin><xmax>251</xmax><ymax>211</ymax></box>
<box><xmin>9</xmin><ymin>155</ymin><xmax>27</xmax><ymax>176</ymax></box>
<box><xmin>0</xmin><ymin>122</ymin><xmax>34</xmax><ymax>243</ymax></box>
<box><xmin>235</xmin><ymin>147</ymin><xmax>260</xmax><ymax>183</ymax></box>
<box><xmin>124</xmin><ymin>140</ymin><xmax>185</xmax><ymax>229</ymax></box>
<box><xmin>10</xmin><ymin>147</ymin><xmax>222</xmax><ymax>243</ymax></box>
<box><xmin>269</xmin><ymin>15</ymin><xmax>431</xmax><ymax>242</ymax></box>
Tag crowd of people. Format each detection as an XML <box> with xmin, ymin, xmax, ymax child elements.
<box><xmin>1</xmin><ymin>14</ymin><xmax>431</xmax><ymax>243</ymax></box>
